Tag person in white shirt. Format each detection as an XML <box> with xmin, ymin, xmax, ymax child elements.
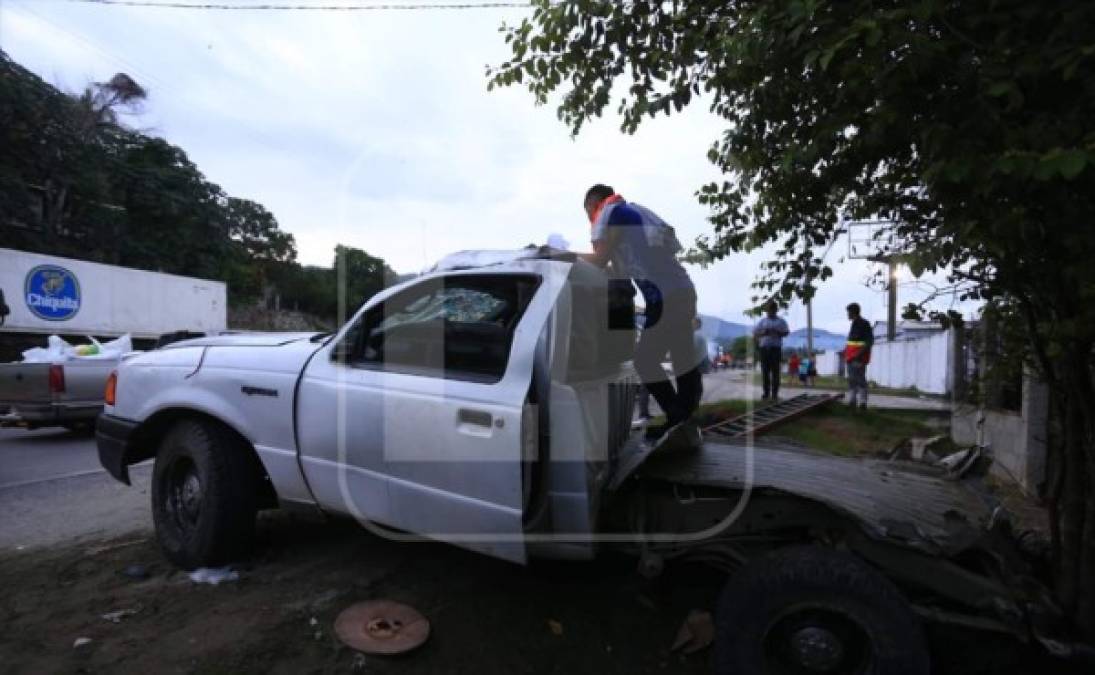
<box><xmin>753</xmin><ymin>301</ymin><xmax>790</xmax><ymax>400</ymax></box>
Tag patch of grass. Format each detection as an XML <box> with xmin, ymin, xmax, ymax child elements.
<box><xmin>695</xmin><ymin>398</ymin><xmax>946</xmax><ymax>458</ymax></box>
<box><xmin>651</xmin><ymin>399</ymin><xmax>751</xmax><ymax>427</ymax></box>
<box><xmin>778</xmin><ymin>405</ymin><xmax>945</xmax><ymax>457</ymax></box>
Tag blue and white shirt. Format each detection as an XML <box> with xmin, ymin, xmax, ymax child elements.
<box><xmin>590</xmin><ymin>200</ymin><xmax>693</xmax><ymax>307</ymax></box>
<box><xmin>753</xmin><ymin>316</ymin><xmax>790</xmax><ymax>349</ymax></box>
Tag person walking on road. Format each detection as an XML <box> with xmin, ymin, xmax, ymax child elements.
<box><xmin>844</xmin><ymin>303</ymin><xmax>874</xmax><ymax>409</ymax></box>
<box><xmin>753</xmin><ymin>301</ymin><xmax>789</xmax><ymax>400</ymax></box>
<box><xmin>580</xmin><ymin>184</ymin><xmax>702</xmax><ymax>450</ymax></box>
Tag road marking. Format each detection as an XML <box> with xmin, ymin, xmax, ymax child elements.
<box><xmin>0</xmin><ymin>462</ymin><xmax>151</xmax><ymax>491</ymax></box>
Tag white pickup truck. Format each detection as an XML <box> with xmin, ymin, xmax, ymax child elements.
<box><xmin>96</xmin><ymin>249</ymin><xmax>1071</xmax><ymax>673</ymax></box>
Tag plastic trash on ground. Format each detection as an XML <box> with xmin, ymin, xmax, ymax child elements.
<box><xmin>188</xmin><ymin>566</ymin><xmax>239</xmax><ymax>585</ymax></box>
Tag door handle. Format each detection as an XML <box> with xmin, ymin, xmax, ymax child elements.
<box><xmin>458</xmin><ymin>409</ymin><xmax>493</xmax><ymax>428</ymax></box>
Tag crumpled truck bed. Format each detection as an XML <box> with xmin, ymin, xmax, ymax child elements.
<box><xmin>636</xmin><ymin>440</ymin><xmax>996</xmax><ymax>556</ymax></box>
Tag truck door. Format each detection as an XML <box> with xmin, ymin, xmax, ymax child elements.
<box><xmin>297</xmin><ymin>268</ymin><xmax>565</xmax><ymax>564</ymax></box>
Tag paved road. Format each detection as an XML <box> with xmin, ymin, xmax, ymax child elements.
<box><xmin>0</xmin><ymin>427</ymin><xmax>105</xmax><ymax>489</ymax></box>
<box><xmin>0</xmin><ymin>427</ymin><xmax>152</xmax><ymax>552</ymax></box>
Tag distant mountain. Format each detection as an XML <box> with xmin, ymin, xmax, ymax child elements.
<box><xmin>784</xmin><ymin>327</ymin><xmax>845</xmax><ymax>352</ymax></box>
<box><xmin>697</xmin><ymin>314</ymin><xmax>750</xmax><ymax>343</ymax></box>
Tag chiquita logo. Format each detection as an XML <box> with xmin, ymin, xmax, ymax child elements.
<box><xmin>25</xmin><ymin>265</ymin><xmax>81</xmax><ymax>321</ymax></box>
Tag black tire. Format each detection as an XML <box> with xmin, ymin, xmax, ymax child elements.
<box><xmin>715</xmin><ymin>546</ymin><xmax>929</xmax><ymax>675</ymax></box>
<box><xmin>151</xmin><ymin>419</ymin><xmax>258</xmax><ymax>570</ymax></box>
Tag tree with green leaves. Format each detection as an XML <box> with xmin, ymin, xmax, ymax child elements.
<box><xmin>490</xmin><ymin>0</ymin><xmax>1095</xmax><ymax>635</ymax></box>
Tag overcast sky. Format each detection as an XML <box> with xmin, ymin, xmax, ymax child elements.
<box><xmin>0</xmin><ymin>0</ymin><xmax>972</xmax><ymax>333</ymax></box>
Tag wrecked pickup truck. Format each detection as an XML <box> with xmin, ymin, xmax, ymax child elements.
<box><xmin>97</xmin><ymin>248</ymin><xmax>1071</xmax><ymax>673</ymax></box>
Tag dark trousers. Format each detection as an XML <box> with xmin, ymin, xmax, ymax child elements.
<box><xmin>759</xmin><ymin>346</ymin><xmax>782</xmax><ymax>398</ymax></box>
<box><xmin>635</xmin><ymin>288</ymin><xmax>702</xmax><ymax>425</ymax></box>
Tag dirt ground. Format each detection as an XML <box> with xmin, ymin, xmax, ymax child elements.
<box><xmin>0</xmin><ymin>509</ymin><xmax>1083</xmax><ymax>675</ymax></box>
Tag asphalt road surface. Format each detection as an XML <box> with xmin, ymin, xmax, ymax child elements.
<box><xmin>0</xmin><ymin>427</ymin><xmax>152</xmax><ymax>551</ymax></box>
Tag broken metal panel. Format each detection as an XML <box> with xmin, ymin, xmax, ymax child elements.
<box><xmin>638</xmin><ymin>442</ymin><xmax>995</xmax><ymax>555</ymax></box>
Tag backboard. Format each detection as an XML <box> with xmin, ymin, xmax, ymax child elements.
<box><xmin>846</xmin><ymin>219</ymin><xmax>905</xmax><ymax>261</ymax></box>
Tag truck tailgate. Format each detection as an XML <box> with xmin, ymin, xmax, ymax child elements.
<box><xmin>639</xmin><ymin>441</ymin><xmax>994</xmax><ymax>555</ymax></box>
<box><xmin>0</xmin><ymin>363</ymin><xmax>51</xmax><ymax>404</ymax></box>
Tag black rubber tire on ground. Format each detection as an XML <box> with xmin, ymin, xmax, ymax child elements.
<box><xmin>151</xmin><ymin>419</ymin><xmax>258</xmax><ymax>570</ymax></box>
<box><xmin>715</xmin><ymin>546</ymin><xmax>929</xmax><ymax>675</ymax></box>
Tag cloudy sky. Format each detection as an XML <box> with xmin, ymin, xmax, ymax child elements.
<box><xmin>0</xmin><ymin>0</ymin><xmax>969</xmax><ymax>333</ymax></box>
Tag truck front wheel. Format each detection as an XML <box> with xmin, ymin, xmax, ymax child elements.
<box><xmin>151</xmin><ymin>419</ymin><xmax>258</xmax><ymax>570</ymax></box>
<box><xmin>715</xmin><ymin>546</ymin><xmax>929</xmax><ymax>675</ymax></box>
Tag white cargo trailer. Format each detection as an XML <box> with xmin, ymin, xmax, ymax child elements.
<box><xmin>0</xmin><ymin>248</ymin><xmax>226</xmax><ymax>339</ymax></box>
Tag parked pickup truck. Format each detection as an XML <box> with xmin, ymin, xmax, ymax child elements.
<box><xmin>0</xmin><ymin>359</ymin><xmax>117</xmax><ymax>430</ymax></box>
<box><xmin>97</xmin><ymin>248</ymin><xmax>1074</xmax><ymax>673</ymax></box>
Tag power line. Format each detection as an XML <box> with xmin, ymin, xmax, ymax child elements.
<box><xmin>51</xmin><ymin>0</ymin><xmax>532</xmax><ymax>10</ymax></box>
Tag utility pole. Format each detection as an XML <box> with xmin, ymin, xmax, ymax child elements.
<box><xmin>806</xmin><ymin>295</ymin><xmax>814</xmax><ymax>354</ymax></box>
<box><xmin>887</xmin><ymin>259</ymin><xmax>897</xmax><ymax>342</ymax></box>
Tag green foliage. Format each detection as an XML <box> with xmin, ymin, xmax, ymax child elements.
<box><xmin>493</xmin><ymin>1</ymin><xmax>1095</xmax><ymax>631</ymax></box>
<box><xmin>729</xmin><ymin>334</ymin><xmax>751</xmax><ymax>361</ymax></box>
<box><xmin>490</xmin><ymin>1</ymin><xmax>1095</xmax><ymax>334</ymax></box>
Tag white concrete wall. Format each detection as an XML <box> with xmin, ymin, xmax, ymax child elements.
<box><xmin>952</xmin><ymin>375</ymin><xmax>1048</xmax><ymax>495</ymax></box>
<box><xmin>816</xmin><ymin>350</ymin><xmax>842</xmax><ymax>376</ymax></box>
<box><xmin>0</xmin><ymin>248</ymin><xmax>226</xmax><ymax>338</ymax></box>
<box><xmin>813</xmin><ymin>331</ymin><xmax>953</xmax><ymax>394</ymax></box>
<box><xmin>868</xmin><ymin>331</ymin><xmax>952</xmax><ymax>394</ymax></box>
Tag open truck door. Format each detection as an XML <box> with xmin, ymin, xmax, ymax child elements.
<box><xmin>297</xmin><ymin>265</ymin><xmax>567</xmax><ymax>563</ymax></box>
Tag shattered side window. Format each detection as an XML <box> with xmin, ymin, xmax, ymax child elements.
<box><xmin>339</xmin><ymin>274</ymin><xmax>540</xmax><ymax>383</ymax></box>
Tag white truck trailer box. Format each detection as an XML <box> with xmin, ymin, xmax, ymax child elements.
<box><xmin>0</xmin><ymin>248</ymin><xmax>226</xmax><ymax>339</ymax></box>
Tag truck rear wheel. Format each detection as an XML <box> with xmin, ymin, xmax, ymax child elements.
<box><xmin>715</xmin><ymin>546</ymin><xmax>928</xmax><ymax>675</ymax></box>
<box><xmin>151</xmin><ymin>419</ymin><xmax>258</xmax><ymax>570</ymax></box>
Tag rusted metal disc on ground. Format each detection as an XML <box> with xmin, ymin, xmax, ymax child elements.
<box><xmin>334</xmin><ymin>600</ymin><xmax>430</xmax><ymax>655</ymax></box>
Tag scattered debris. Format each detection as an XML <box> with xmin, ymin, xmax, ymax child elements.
<box><xmin>73</xmin><ymin>637</ymin><xmax>92</xmax><ymax>649</ymax></box>
<box><xmin>188</xmin><ymin>567</ymin><xmax>239</xmax><ymax>585</ymax></box>
<box><xmin>891</xmin><ymin>435</ymin><xmax>947</xmax><ymax>462</ymax></box>
<box><xmin>334</xmin><ymin>600</ymin><xmax>430</xmax><ymax>655</ymax></box>
<box><xmin>101</xmin><ymin>605</ymin><xmax>142</xmax><ymax>624</ymax></box>
<box><xmin>120</xmin><ymin>564</ymin><xmax>149</xmax><ymax>580</ymax></box>
<box><xmin>547</xmin><ymin>619</ymin><xmax>563</xmax><ymax>636</ymax></box>
<box><xmin>937</xmin><ymin>446</ymin><xmax>986</xmax><ymax>479</ymax></box>
<box><xmin>670</xmin><ymin>610</ymin><xmax>714</xmax><ymax>655</ymax></box>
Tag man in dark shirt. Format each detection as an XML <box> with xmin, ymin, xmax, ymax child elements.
<box><xmin>844</xmin><ymin>303</ymin><xmax>874</xmax><ymax>409</ymax></box>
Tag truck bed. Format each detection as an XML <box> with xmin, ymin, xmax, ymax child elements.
<box><xmin>630</xmin><ymin>440</ymin><xmax>995</xmax><ymax>556</ymax></box>
<box><xmin>0</xmin><ymin>360</ymin><xmax>116</xmax><ymax>426</ymax></box>
<box><xmin>0</xmin><ymin>362</ymin><xmax>54</xmax><ymax>404</ymax></box>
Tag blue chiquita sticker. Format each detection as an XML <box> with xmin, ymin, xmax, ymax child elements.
<box><xmin>25</xmin><ymin>265</ymin><xmax>81</xmax><ymax>321</ymax></box>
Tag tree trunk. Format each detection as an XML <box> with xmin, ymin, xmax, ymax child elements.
<box><xmin>1051</xmin><ymin>348</ymin><xmax>1095</xmax><ymax>638</ymax></box>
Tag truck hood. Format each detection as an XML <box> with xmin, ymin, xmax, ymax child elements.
<box><xmin>164</xmin><ymin>332</ymin><xmax>321</xmax><ymax>349</ymax></box>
